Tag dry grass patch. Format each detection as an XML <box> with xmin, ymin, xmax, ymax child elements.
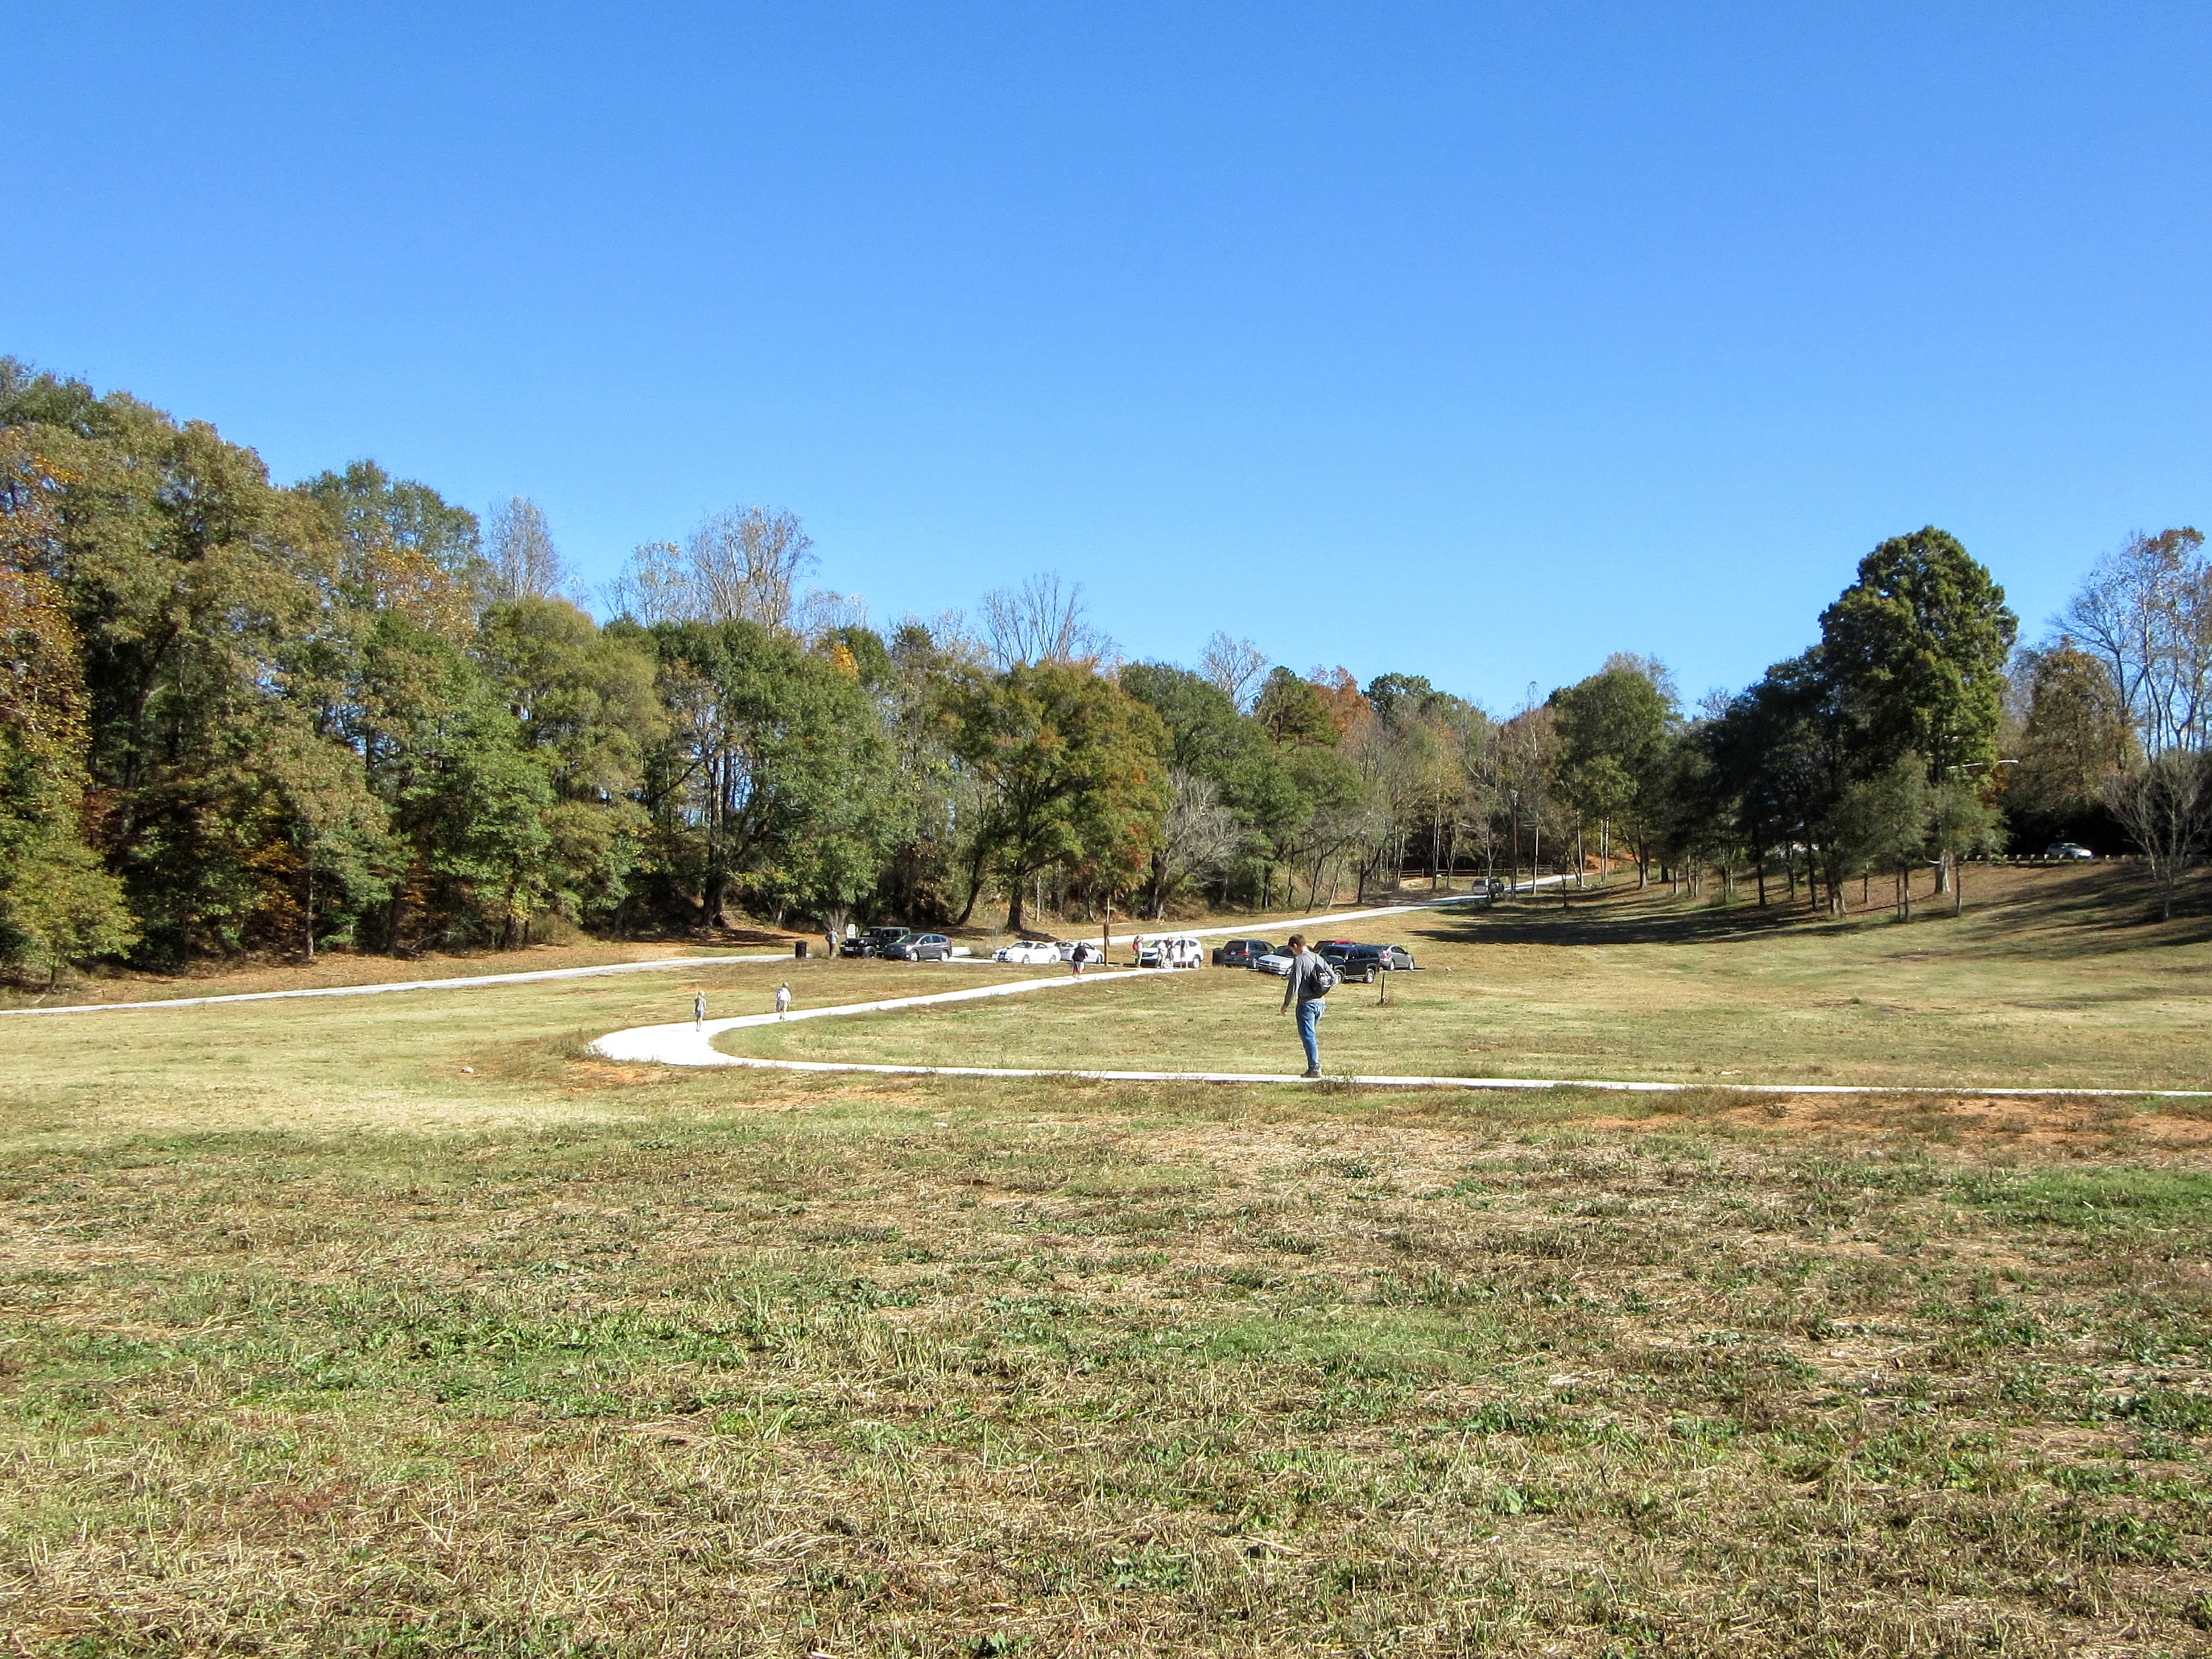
<box><xmin>3</xmin><ymin>1087</ymin><xmax>2211</xmax><ymax>1655</ymax></box>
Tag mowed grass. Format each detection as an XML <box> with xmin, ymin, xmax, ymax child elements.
<box><xmin>0</xmin><ymin>955</ymin><xmax>1007</xmax><ymax>1143</ymax></box>
<box><xmin>740</xmin><ymin>867</ymin><xmax>2212</xmax><ymax>1091</ymax></box>
<box><xmin>0</xmin><ymin>868</ymin><xmax>2209</xmax><ymax>1655</ymax></box>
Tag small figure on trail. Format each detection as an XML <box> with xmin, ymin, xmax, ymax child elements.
<box><xmin>1071</xmin><ymin>939</ymin><xmax>1090</xmax><ymax>977</ymax></box>
<box><xmin>694</xmin><ymin>991</ymin><xmax>707</xmax><ymax>1031</ymax></box>
<box><xmin>1279</xmin><ymin>932</ymin><xmax>1337</xmax><ymax>1080</ymax></box>
<box><xmin>775</xmin><ymin>983</ymin><xmax>792</xmax><ymax>1020</ymax></box>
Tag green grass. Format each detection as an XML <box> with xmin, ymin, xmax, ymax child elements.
<box><xmin>1</xmin><ymin>865</ymin><xmax>2209</xmax><ymax>1654</ymax></box>
<box><xmin>737</xmin><ymin>867</ymin><xmax>2212</xmax><ymax>1090</ymax></box>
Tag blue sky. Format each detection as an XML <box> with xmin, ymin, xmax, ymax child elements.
<box><xmin>10</xmin><ymin>4</ymin><xmax>2209</xmax><ymax>709</ymax></box>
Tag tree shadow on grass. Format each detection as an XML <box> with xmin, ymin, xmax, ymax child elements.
<box><xmin>1399</xmin><ymin>865</ymin><xmax>2212</xmax><ymax>955</ymax></box>
<box><xmin>1406</xmin><ymin>885</ymin><xmax>1816</xmax><ymax>949</ymax></box>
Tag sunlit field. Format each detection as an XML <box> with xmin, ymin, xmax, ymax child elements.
<box><xmin>3</xmin><ymin>865</ymin><xmax>2209</xmax><ymax>1655</ymax></box>
<box><xmin>738</xmin><ymin>867</ymin><xmax>2212</xmax><ymax>1092</ymax></box>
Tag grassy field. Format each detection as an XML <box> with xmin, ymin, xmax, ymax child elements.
<box><xmin>3</xmin><ymin>867</ymin><xmax>2210</xmax><ymax>1655</ymax></box>
<box><xmin>739</xmin><ymin>867</ymin><xmax>2212</xmax><ymax>1091</ymax></box>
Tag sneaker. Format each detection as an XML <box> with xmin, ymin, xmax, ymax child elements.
<box><xmin>1301</xmin><ymin>1067</ymin><xmax>1321</xmax><ymax>1079</ymax></box>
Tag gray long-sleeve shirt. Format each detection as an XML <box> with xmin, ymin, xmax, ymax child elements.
<box><xmin>1281</xmin><ymin>949</ymin><xmax>1329</xmax><ymax>1009</ymax></box>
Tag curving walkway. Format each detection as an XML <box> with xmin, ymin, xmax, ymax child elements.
<box><xmin>587</xmin><ymin>963</ymin><xmax>2212</xmax><ymax>1101</ymax></box>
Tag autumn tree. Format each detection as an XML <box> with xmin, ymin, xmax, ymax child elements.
<box><xmin>2007</xmin><ymin>642</ymin><xmax>2137</xmax><ymax>850</ymax></box>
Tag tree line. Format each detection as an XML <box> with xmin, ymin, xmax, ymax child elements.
<box><xmin>2</xmin><ymin>361</ymin><xmax>2207</xmax><ymax>979</ymax></box>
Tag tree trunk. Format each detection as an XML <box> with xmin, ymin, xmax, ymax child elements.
<box><xmin>953</xmin><ymin>831</ymin><xmax>994</xmax><ymax>926</ymax></box>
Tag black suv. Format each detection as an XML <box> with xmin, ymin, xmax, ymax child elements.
<box><xmin>844</xmin><ymin>925</ymin><xmax>910</xmax><ymax>958</ymax></box>
<box><xmin>1211</xmin><ymin>938</ymin><xmax>1277</xmax><ymax>968</ymax></box>
<box><xmin>1337</xmin><ymin>944</ymin><xmax>1416</xmax><ymax>983</ymax></box>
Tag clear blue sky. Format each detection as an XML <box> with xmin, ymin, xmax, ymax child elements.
<box><xmin>11</xmin><ymin>4</ymin><xmax>2209</xmax><ymax>709</ymax></box>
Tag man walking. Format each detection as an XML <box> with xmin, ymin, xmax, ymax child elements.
<box><xmin>775</xmin><ymin>983</ymin><xmax>792</xmax><ymax>1020</ymax></box>
<box><xmin>1279</xmin><ymin>933</ymin><xmax>1335</xmax><ymax>1079</ymax></box>
<box><xmin>694</xmin><ymin>991</ymin><xmax>707</xmax><ymax>1032</ymax></box>
<box><xmin>1071</xmin><ymin>939</ymin><xmax>1090</xmax><ymax>976</ymax></box>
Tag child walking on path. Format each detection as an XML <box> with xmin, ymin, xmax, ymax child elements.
<box><xmin>694</xmin><ymin>991</ymin><xmax>707</xmax><ymax>1031</ymax></box>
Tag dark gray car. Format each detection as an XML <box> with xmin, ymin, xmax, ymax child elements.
<box><xmin>885</xmin><ymin>931</ymin><xmax>955</xmax><ymax>962</ymax></box>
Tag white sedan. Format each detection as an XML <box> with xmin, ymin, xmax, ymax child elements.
<box><xmin>994</xmin><ymin>939</ymin><xmax>1063</xmax><ymax>966</ymax></box>
<box><xmin>1252</xmin><ymin>951</ymin><xmax>1294</xmax><ymax>976</ymax></box>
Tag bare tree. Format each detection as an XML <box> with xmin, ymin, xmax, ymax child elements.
<box><xmin>2104</xmin><ymin>751</ymin><xmax>2212</xmax><ymax>922</ymax></box>
<box><xmin>2062</xmin><ymin>528</ymin><xmax>2212</xmax><ymax>756</ymax></box>
<box><xmin>604</xmin><ymin>540</ymin><xmax>689</xmax><ymax>625</ymax></box>
<box><xmin>485</xmin><ymin>497</ymin><xmax>568</xmax><ymax>604</ymax></box>
<box><xmin>1146</xmin><ymin>772</ymin><xmax>1242</xmax><ymax>916</ymax></box>
<box><xmin>796</xmin><ymin>588</ymin><xmax>869</xmax><ymax>642</ymax></box>
<box><xmin>604</xmin><ymin>507</ymin><xmax>817</xmax><ymax>631</ymax></box>
<box><xmin>686</xmin><ymin>507</ymin><xmax>815</xmax><ymax>629</ymax></box>
<box><xmin>978</xmin><ymin>572</ymin><xmax>1111</xmax><ymax>670</ymax></box>
<box><xmin>1199</xmin><ymin>631</ymin><xmax>1269</xmax><ymax>710</ymax></box>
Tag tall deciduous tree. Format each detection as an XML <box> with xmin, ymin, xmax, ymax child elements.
<box><xmin>1820</xmin><ymin>527</ymin><xmax>2019</xmax><ymax>784</ymax></box>
<box><xmin>953</xmin><ymin>663</ymin><xmax>1168</xmax><ymax>931</ymax></box>
<box><xmin>0</xmin><ymin>426</ymin><xmax>137</xmax><ymax>976</ymax></box>
<box><xmin>1552</xmin><ymin>667</ymin><xmax>1673</xmax><ymax>887</ymax></box>
<box><xmin>643</xmin><ymin>619</ymin><xmax>899</xmax><ymax>929</ymax></box>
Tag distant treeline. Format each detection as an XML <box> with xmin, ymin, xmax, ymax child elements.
<box><xmin>2</xmin><ymin>361</ymin><xmax>2207</xmax><ymax>978</ymax></box>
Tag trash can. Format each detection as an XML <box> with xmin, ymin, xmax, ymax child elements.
<box><xmin>794</xmin><ymin>941</ymin><xmax>809</xmax><ymax>958</ymax></box>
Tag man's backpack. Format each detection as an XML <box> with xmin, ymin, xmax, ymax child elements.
<box><xmin>1306</xmin><ymin>954</ymin><xmax>1339</xmax><ymax>995</ymax></box>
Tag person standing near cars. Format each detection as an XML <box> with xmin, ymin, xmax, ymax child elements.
<box><xmin>1279</xmin><ymin>933</ymin><xmax>1336</xmax><ymax>1079</ymax></box>
<box><xmin>1071</xmin><ymin>939</ymin><xmax>1090</xmax><ymax>977</ymax></box>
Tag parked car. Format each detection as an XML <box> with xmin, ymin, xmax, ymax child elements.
<box><xmin>844</xmin><ymin>924</ymin><xmax>911</xmax><ymax>958</ymax></box>
<box><xmin>1315</xmin><ymin>941</ymin><xmax>1360</xmax><ymax>969</ymax></box>
<box><xmin>884</xmin><ymin>931</ymin><xmax>955</xmax><ymax>962</ymax></box>
<box><xmin>1211</xmin><ymin>938</ymin><xmax>1278</xmax><ymax>968</ymax></box>
<box><xmin>1336</xmin><ymin>944</ymin><xmax>1417</xmax><ymax>982</ymax></box>
<box><xmin>1136</xmin><ymin>933</ymin><xmax>1206</xmax><ymax>969</ymax></box>
<box><xmin>2044</xmin><ymin>841</ymin><xmax>2094</xmax><ymax>860</ymax></box>
<box><xmin>994</xmin><ymin>939</ymin><xmax>1062</xmax><ymax>966</ymax></box>
<box><xmin>1252</xmin><ymin>950</ymin><xmax>1295</xmax><ymax>976</ymax></box>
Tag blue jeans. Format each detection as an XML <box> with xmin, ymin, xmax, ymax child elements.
<box><xmin>1296</xmin><ymin>996</ymin><xmax>1324</xmax><ymax>1073</ymax></box>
